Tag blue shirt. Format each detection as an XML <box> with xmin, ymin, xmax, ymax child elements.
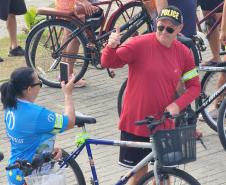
<box><xmin>5</xmin><ymin>99</ymin><xmax>69</xmax><ymax>184</ymax></box>
<box><xmin>168</xmin><ymin>0</ymin><xmax>197</xmax><ymax>38</ymax></box>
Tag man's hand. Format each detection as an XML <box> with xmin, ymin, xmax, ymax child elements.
<box><xmin>107</xmin><ymin>26</ymin><xmax>121</xmax><ymax>48</ymax></box>
<box><xmin>165</xmin><ymin>102</ymin><xmax>180</xmax><ymax>116</ymax></box>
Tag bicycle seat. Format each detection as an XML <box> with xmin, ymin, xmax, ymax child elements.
<box><xmin>177</xmin><ymin>35</ymin><xmax>193</xmax><ymax>48</ymax></box>
<box><xmin>86</xmin><ymin>8</ymin><xmax>104</xmax><ymax>31</ymax></box>
<box><xmin>76</xmin><ymin>112</ymin><xmax>96</xmax><ymax>127</ymax></box>
<box><xmin>37</xmin><ymin>7</ymin><xmax>74</xmax><ymax>18</ymax></box>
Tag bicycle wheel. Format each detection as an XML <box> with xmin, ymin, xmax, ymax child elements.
<box><xmin>217</xmin><ymin>99</ymin><xmax>226</xmax><ymax>150</ymax></box>
<box><xmin>199</xmin><ymin>62</ymin><xmax>226</xmax><ymax>131</ymax></box>
<box><xmin>137</xmin><ymin>167</ymin><xmax>200</xmax><ymax>185</ymax></box>
<box><xmin>108</xmin><ymin>1</ymin><xmax>153</xmax><ymax>40</ymax></box>
<box><xmin>25</xmin><ymin>19</ymin><xmax>89</xmax><ymax>88</ymax></box>
<box><xmin>117</xmin><ymin>79</ymin><xmax>127</xmax><ymax>117</ymax></box>
<box><xmin>60</xmin><ymin>149</ymin><xmax>86</xmax><ymax>185</ymax></box>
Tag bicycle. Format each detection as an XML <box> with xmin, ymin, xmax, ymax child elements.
<box><xmin>6</xmin><ymin>112</ymin><xmax>200</xmax><ymax>185</ymax></box>
<box><xmin>217</xmin><ymin>96</ymin><xmax>226</xmax><ymax>150</ymax></box>
<box><xmin>25</xmin><ymin>0</ymin><xmax>154</xmax><ymax>88</ymax></box>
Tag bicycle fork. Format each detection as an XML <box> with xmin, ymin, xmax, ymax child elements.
<box><xmin>153</xmin><ymin>160</ymin><xmax>161</xmax><ymax>185</ymax></box>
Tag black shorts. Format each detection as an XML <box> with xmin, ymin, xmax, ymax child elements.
<box><xmin>119</xmin><ymin>131</ymin><xmax>151</xmax><ymax>168</ymax></box>
<box><xmin>0</xmin><ymin>0</ymin><xmax>27</xmax><ymax>21</ymax></box>
<box><xmin>198</xmin><ymin>0</ymin><xmax>223</xmax><ymax>12</ymax></box>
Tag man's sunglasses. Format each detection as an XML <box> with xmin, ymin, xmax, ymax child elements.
<box><xmin>30</xmin><ymin>80</ymin><xmax>43</xmax><ymax>88</ymax></box>
<box><xmin>157</xmin><ymin>25</ymin><xmax>175</xmax><ymax>34</ymax></box>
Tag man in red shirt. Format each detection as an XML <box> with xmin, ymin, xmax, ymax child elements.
<box><xmin>101</xmin><ymin>6</ymin><xmax>201</xmax><ymax>185</ymax></box>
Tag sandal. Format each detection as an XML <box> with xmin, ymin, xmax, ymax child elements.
<box><xmin>201</xmin><ymin>60</ymin><xmax>219</xmax><ymax>66</ymax></box>
<box><xmin>74</xmin><ymin>79</ymin><xmax>86</xmax><ymax>88</ymax></box>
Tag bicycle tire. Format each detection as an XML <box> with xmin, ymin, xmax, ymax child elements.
<box><xmin>61</xmin><ymin>149</ymin><xmax>86</xmax><ymax>185</ymax></box>
<box><xmin>25</xmin><ymin>19</ymin><xmax>89</xmax><ymax>88</ymax></box>
<box><xmin>199</xmin><ymin>62</ymin><xmax>226</xmax><ymax>132</ymax></box>
<box><xmin>117</xmin><ymin>78</ymin><xmax>127</xmax><ymax>117</ymax></box>
<box><xmin>137</xmin><ymin>167</ymin><xmax>200</xmax><ymax>185</ymax></box>
<box><xmin>217</xmin><ymin>99</ymin><xmax>226</xmax><ymax>150</ymax></box>
<box><xmin>108</xmin><ymin>1</ymin><xmax>153</xmax><ymax>39</ymax></box>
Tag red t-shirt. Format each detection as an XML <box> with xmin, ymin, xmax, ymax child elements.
<box><xmin>101</xmin><ymin>33</ymin><xmax>201</xmax><ymax>137</ymax></box>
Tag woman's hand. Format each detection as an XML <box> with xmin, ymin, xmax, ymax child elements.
<box><xmin>107</xmin><ymin>26</ymin><xmax>121</xmax><ymax>48</ymax></box>
<box><xmin>52</xmin><ymin>147</ymin><xmax>62</xmax><ymax>160</ymax></box>
<box><xmin>61</xmin><ymin>74</ymin><xmax>75</xmax><ymax>97</ymax></box>
<box><xmin>80</xmin><ymin>0</ymin><xmax>99</xmax><ymax>15</ymax></box>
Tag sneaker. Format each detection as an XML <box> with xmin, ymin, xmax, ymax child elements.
<box><xmin>8</xmin><ymin>46</ymin><xmax>25</xmax><ymax>57</ymax></box>
<box><xmin>0</xmin><ymin>56</ymin><xmax>3</xmax><ymax>62</ymax></box>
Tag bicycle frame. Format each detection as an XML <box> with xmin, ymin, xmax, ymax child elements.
<box><xmin>51</xmin><ymin>5</ymin><xmax>152</xmax><ymax>64</ymax></box>
<box><xmin>196</xmin><ymin>2</ymin><xmax>224</xmax><ymax>39</ymax></box>
<box><xmin>196</xmin><ymin>65</ymin><xmax>226</xmax><ymax>115</ymax></box>
<box><xmin>60</xmin><ymin>136</ymin><xmax>155</xmax><ymax>185</ymax></box>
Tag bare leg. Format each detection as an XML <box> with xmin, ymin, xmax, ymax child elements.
<box><xmin>6</xmin><ymin>14</ymin><xmax>18</xmax><ymax>49</ymax></box>
<box><xmin>128</xmin><ymin>165</ymin><xmax>148</xmax><ymax>185</ymax></box>
<box><xmin>61</xmin><ymin>29</ymin><xmax>86</xmax><ymax>87</ymax></box>
<box><xmin>203</xmin><ymin>11</ymin><xmax>222</xmax><ymax>62</ymax></box>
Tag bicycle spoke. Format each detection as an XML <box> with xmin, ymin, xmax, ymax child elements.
<box><xmin>26</xmin><ymin>19</ymin><xmax>89</xmax><ymax>87</ymax></box>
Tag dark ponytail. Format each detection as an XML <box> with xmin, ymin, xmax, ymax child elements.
<box><xmin>0</xmin><ymin>67</ymin><xmax>35</xmax><ymax>109</ymax></box>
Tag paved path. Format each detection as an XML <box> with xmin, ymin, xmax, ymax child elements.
<box><xmin>1</xmin><ymin>59</ymin><xmax>226</xmax><ymax>185</ymax></box>
<box><xmin>0</xmin><ymin>2</ymin><xmax>226</xmax><ymax>184</ymax></box>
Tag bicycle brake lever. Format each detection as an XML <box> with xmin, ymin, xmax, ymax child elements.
<box><xmin>148</xmin><ymin>120</ymin><xmax>161</xmax><ymax>130</ymax></box>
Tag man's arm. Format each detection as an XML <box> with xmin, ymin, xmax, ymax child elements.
<box><xmin>101</xmin><ymin>27</ymin><xmax>135</xmax><ymax>68</ymax></box>
<box><xmin>174</xmin><ymin>48</ymin><xmax>201</xmax><ymax>112</ymax></box>
<box><xmin>166</xmin><ymin>48</ymin><xmax>201</xmax><ymax>115</ymax></box>
<box><xmin>155</xmin><ymin>0</ymin><xmax>168</xmax><ymax>13</ymax></box>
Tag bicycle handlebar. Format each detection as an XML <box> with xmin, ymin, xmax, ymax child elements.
<box><xmin>5</xmin><ymin>160</ymin><xmax>30</xmax><ymax>171</ymax></box>
<box><xmin>135</xmin><ymin>112</ymin><xmax>185</xmax><ymax>130</ymax></box>
<box><xmin>5</xmin><ymin>152</ymin><xmax>54</xmax><ymax>173</ymax></box>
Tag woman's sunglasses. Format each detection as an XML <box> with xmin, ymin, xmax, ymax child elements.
<box><xmin>157</xmin><ymin>25</ymin><xmax>175</xmax><ymax>34</ymax></box>
<box><xmin>30</xmin><ymin>80</ymin><xmax>43</xmax><ymax>88</ymax></box>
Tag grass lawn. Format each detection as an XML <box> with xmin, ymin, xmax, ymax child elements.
<box><xmin>0</xmin><ymin>34</ymin><xmax>27</xmax><ymax>82</ymax></box>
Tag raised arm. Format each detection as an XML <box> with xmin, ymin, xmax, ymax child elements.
<box><xmin>155</xmin><ymin>0</ymin><xmax>168</xmax><ymax>13</ymax></box>
<box><xmin>61</xmin><ymin>75</ymin><xmax>76</xmax><ymax>130</ymax></box>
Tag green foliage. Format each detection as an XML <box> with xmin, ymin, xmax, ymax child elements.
<box><xmin>24</xmin><ymin>7</ymin><xmax>45</xmax><ymax>30</ymax></box>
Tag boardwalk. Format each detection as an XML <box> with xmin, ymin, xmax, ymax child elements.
<box><xmin>0</xmin><ymin>1</ymin><xmax>226</xmax><ymax>184</ymax></box>
<box><xmin>1</xmin><ymin>62</ymin><xmax>226</xmax><ymax>184</ymax></box>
